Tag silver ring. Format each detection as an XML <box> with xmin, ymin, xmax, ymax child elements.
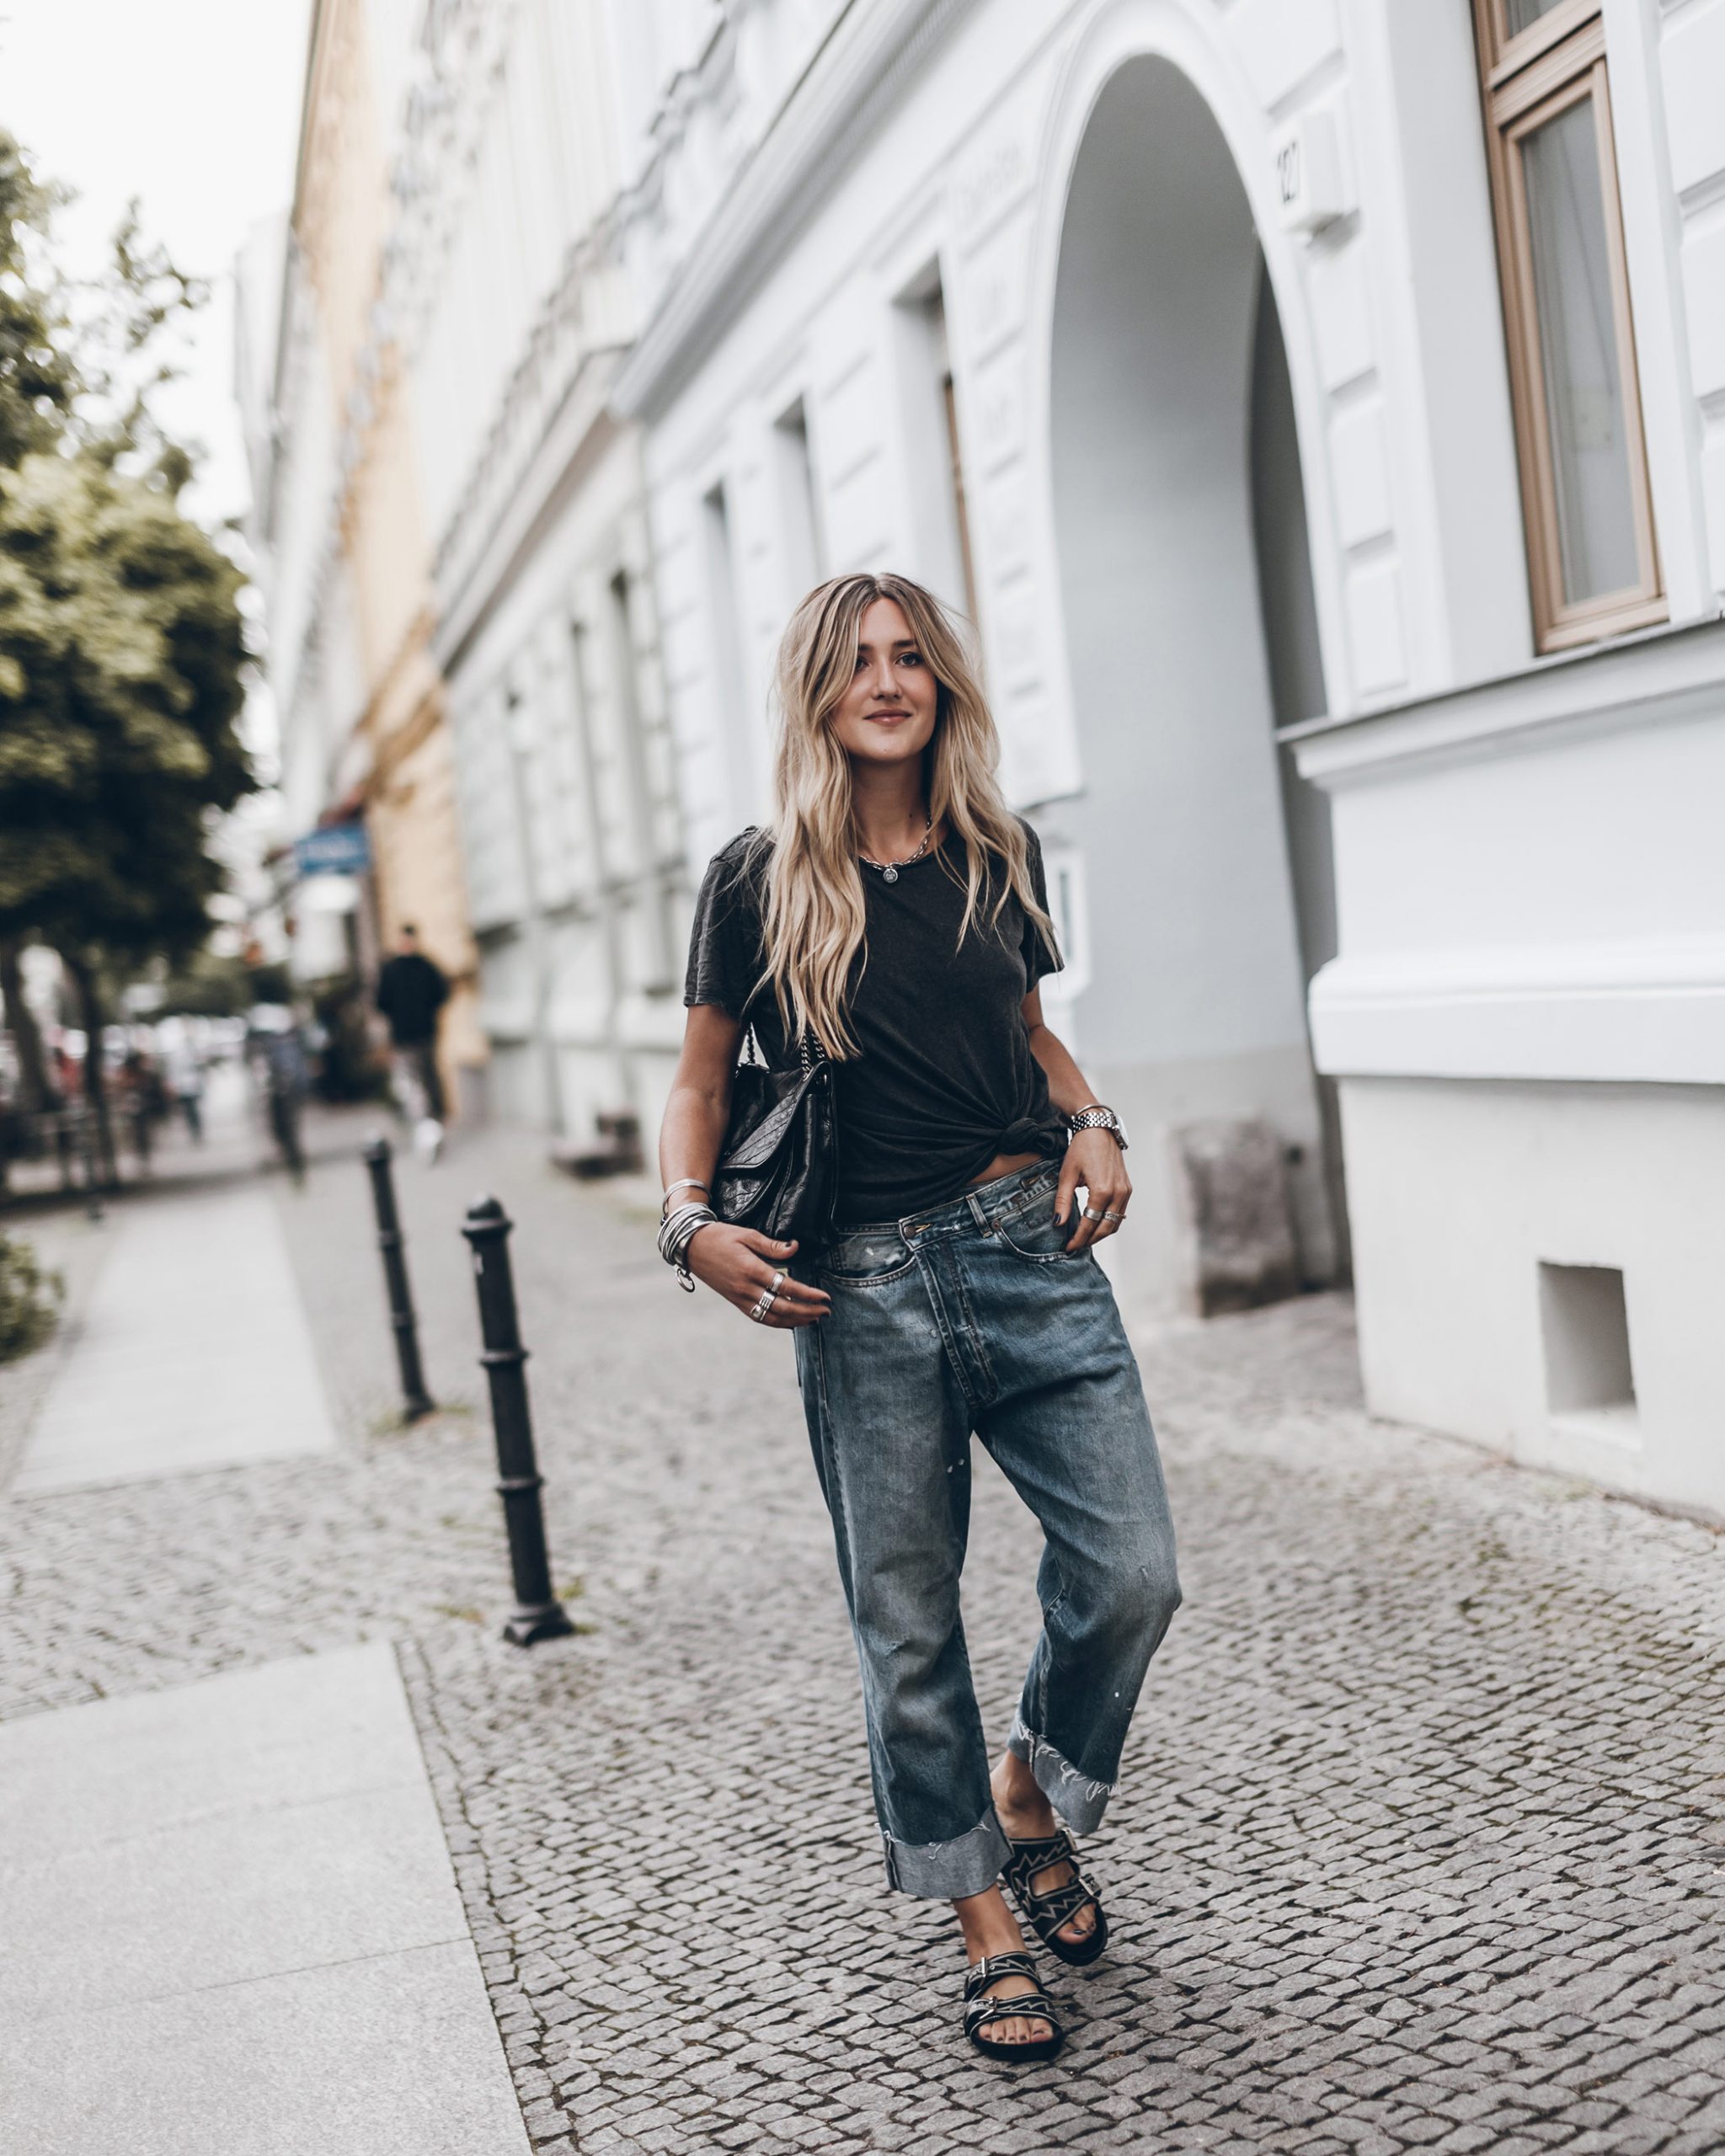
<box><xmin>1103</xmin><ymin>1210</ymin><xmax>1126</xmax><ymax>1224</ymax></box>
<box><xmin>1081</xmin><ymin>1204</ymin><xmax>1105</xmax><ymax>1223</ymax></box>
<box><xmin>770</xmin><ymin>1270</ymin><xmax>785</xmax><ymax>1293</ymax></box>
<box><xmin>749</xmin><ymin>1289</ymin><xmax>775</xmax><ymax>1321</ymax></box>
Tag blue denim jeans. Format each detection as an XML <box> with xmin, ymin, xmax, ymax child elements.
<box><xmin>793</xmin><ymin>1160</ymin><xmax>1180</xmax><ymax>1899</ymax></box>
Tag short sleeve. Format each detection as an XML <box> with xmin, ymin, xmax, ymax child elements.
<box><xmin>683</xmin><ymin>833</ymin><xmax>767</xmax><ymax>1017</ymax></box>
<box><xmin>1018</xmin><ymin>820</ymin><xmax>1063</xmax><ymax>988</ymax></box>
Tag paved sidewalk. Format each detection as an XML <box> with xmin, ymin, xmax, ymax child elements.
<box><xmin>2</xmin><ymin>1118</ymin><xmax>1722</xmax><ymax>2153</ymax></box>
<box><xmin>0</xmin><ymin>1643</ymin><xmax>530</xmax><ymax>2156</ymax></box>
<box><xmin>13</xmin><ymin>1185</ymin><xmax>336</xmax><ymax>1492</ymax></box>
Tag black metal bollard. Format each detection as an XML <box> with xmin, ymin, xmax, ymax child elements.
<box><xmin>363</xmin><ymin>1136</ymin><xmax>435</xmax><ymax>1422</ymax></box>
<box><xmin>461</xmin><ymin>1195</ymin><xmax>574</xmax><ymax>1647</ymax></box>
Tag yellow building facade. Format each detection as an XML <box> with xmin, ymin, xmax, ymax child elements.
<box><xmin>286</xmin><ymin>0</ymin><xmax>483</xmax><ymax>1112</ymax></box>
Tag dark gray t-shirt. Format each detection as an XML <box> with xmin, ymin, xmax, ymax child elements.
<box><xmin>683</xmin><ymin>823</ymin><xmax>1065</xmax><ymax>1225</ymax></box>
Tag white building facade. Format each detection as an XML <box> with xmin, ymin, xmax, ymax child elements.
<box><xmin>247</xmin><ymin>0</ymin><xmax>687</xmax><ymax>1138</ymax></box>
<box><xmin>237</xmin><ymin>205</ymin><xmax>370</xmax><ymax>987</ymax></box>
<box><xmin>599</xmin><ymin>0</ymin><xmax>1725</xmax><ymax>1521</ymax></box>
<box><xmin>391</xmin><ymin>0</ymin><xmax>689</xmax><ymax>1142</ymax></box>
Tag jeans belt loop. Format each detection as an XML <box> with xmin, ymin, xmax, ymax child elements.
<box><xmin>966</xmin><ymin>1192</ymin><xmax>990</xmax><ymax>1234</ymax></box>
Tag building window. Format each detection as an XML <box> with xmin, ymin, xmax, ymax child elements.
<box><xmin>1038</xmin><ymin>842</ymin><xmax>1090</xmax><ymax>1002</ymax></box>
<box><xmin>891</xmin><ymin>270</ymin><xmax>978</xmax><ymax>626</ymax></box>
<box><xmin>1473</xmin><ymin>2</ymin><xmax>1663</xmax><ymax>652</ymax></box>
<box><xmin>702</xmin><ymin>480</ymin><xmax>755</xmax><ymax>819</ymax></box>
<box><xmin>941</xmin><ymin>363</ymin><xmax>979</xmax><ymax>627</ymax></box>
<box><xmin>773</xmin><ymin>398</ymin><xmax>825</xmax><ymax>603</ymax></box>
<box><xmin>607</xmin><ymin>569</ymin><xmax>674</xmax><ymax>990</ymax></box>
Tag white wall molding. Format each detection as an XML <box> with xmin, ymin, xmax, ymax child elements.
<box><xmin>432</xmin><ymin>348</ymin><xmax>627</xmax><ymax>674</ymax></box>
<box><xmin>1288</xmin><ymin>616</ymin><xmax>1725</xmax><ymax>791</ymax></box>
<box><xmin>1311</xmin><ymin>935</ymin><xmax>1725</xmax><ymax>1084</ymax></box>
<box><xmin>611</xmin><ymin>0</ymin><xmax>986</xmax><ymax>420</ymax></box>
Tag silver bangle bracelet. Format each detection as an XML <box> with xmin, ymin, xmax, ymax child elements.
<box><xmin>657</xmin><ymin>1199</ymin><xmax>717</xmax><ymax>1291</ymax></box>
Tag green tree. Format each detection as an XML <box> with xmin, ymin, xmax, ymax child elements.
<box><xmin>0</xmin><ymin>132</ymin><xmax>75</xmax><ymax>467</ymax></box>
<box><xmin>0</xmin><ymin>454</ymin><xmax>250</xmax><ymax>953</ymax></box>
<box><xmin>0</xmin><ymin>131</ymin><xmax>254</xmax><ymax>1174</ymax></box>
<box><xmin>0</xmin><ymin>455</ymin><xmax>252</xmax><ymax>1170</ymax></box>
<box><xmin>0</xmin><ymin>134</ymin><xmax>76</xmax><ymax>1113</ymax></box>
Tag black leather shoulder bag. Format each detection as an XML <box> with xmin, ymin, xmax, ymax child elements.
<box><xmin>712</xmin><ymin>1024</ymin><xmax>839</xmax><ymax>1248</ymax></box>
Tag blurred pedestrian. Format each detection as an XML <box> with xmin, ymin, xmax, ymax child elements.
<box><xmin>375</xmin><ymin>924</ymin><xmax>449</xmax><ymax>1164</ymax></box>
<box><xmin>117</xmin><ymin>1049</ymin><xmax>162</xmax><ymax>1174</ymax></box>
<box><xmin>46</xmin><ymin>1043</ymin><xmax>79</xmax><ymax>1188</ymax></box>
<box><xmin>659</xmin><ymin>573</ymin><xmax>1178</xmax><ymax>2065</ymax></box>
<box><xmin>248</xmin><ymin>1004</ymin><xmax>309</xmax><ymax>1187</ymax></box>
<box><xmin>162</xmin><ymin>1033</ymin><xmax>206</xmax><ymax>1142</ymax></box>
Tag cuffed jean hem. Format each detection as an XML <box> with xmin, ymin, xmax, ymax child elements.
<box><xmin>1007</xmin><ymin>1717</ymin><xmax>1116</xmax><ymax>1836</ymax></box>
<box><xmin>882</xmin><ymin>1805</ymin><xmax>1011</xmax><ymax>1899</ymax></box>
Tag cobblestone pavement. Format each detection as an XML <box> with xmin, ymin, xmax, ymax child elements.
<box><xmin>3</xmin><ymin>1117</ymin><xmax>1723</xmax><ymax>2153</ymax></box>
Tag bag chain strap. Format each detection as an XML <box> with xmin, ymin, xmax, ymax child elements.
<box><xmin>736</xmin><ymin>1019</ymin><xmax>821</xmax><ymax>1075</ymax></box>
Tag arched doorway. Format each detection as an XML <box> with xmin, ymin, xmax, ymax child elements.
<box><xmin>1044</xmin><ymin>53</ymin><xmax>1346</xmax><ymax>1310</ymax></box>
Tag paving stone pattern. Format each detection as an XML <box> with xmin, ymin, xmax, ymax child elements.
<box><xmin>3</xmin><ymin>1117</ymin><xmax>1723</xmax><ymax>2153</ymax></box>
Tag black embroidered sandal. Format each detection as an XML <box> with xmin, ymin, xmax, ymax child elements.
<box><xmin>1001</xmin><ymin>1828</ymin><xmax>1109</xmax><ymax>1967</ymax></box>
<box><xmin>962</xmin><ymin>1951</ymin><xmax>1065</xmax><ymax>2063</ymax></box>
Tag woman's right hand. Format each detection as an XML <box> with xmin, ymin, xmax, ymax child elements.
<box><xmin>685</xmin><ymin>1223</ymin><xmax>831</xmax><ymax>1328</ymax></box>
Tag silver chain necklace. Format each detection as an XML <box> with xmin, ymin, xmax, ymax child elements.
<box><xmin>859</xmin><ymin>812</ymin><xmax>933</xmax><ymax>885</ymax></box>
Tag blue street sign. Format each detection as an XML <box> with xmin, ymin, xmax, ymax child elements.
<box><xmin>293</xmin><ymin>822</ymin><xmax>371</xmax><ymax>877</ymax></box>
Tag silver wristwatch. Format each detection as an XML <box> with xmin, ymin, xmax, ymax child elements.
<box><xmin>1067</xmin><ymin>1103</ymin><xmax>1128</xmax><ymax>1150</ymax></box>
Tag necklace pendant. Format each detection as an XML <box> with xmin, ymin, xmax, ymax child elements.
<box><xmin>883</xmin><ymin>865</ymin><xmax>899</xmax><ymax>883</ymax></box>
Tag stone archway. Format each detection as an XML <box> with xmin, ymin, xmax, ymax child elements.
<box><xmin>1044</xmin><ymin>51</ymin><xmax>1345</xmax><ymax>1310</ymax></box>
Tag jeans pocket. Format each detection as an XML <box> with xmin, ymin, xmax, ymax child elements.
<box><xmin>994</xmin><ymin>1193</ymin><xmax>1088</xmax><ymax>1264</ymax></box>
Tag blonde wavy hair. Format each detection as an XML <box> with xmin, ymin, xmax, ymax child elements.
<box><xmin>751</xmin><ymin>571</ymin><xmax>1057</xmax><ymax>1057</ymax></box>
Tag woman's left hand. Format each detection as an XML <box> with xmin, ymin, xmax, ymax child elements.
<box><xmin>1055</xmin><ymin>1129</ymin><xmax>1132</xmax><ymax>1253</ymax></box>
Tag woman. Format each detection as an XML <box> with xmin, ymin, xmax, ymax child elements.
<box><xmin>659</xmin><ymin>572</ymin><xmax>1180</xmax><ymax>2062</ymax></box>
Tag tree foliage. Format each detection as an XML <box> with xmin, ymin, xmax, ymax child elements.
<box><xmin>0</xmin><ymin>455</ymin><xmax>250</xmax><ymax>958</ymax></box>
<box><xmin>0</xmin><ymin>130</ymin><xmax>254</xmax><ymax>972</ymax></box>
<box><xmin>0</xmin><ymin>134</ymin><xmax>75</xmax><ymax>467</ymax></box>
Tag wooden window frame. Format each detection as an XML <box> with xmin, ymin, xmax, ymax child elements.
<box><xmin>1472</xmin><ymin>5</ymin><xmax>1664</xmax><ymax>652</ymax></box>
<box><xmin>941</xmin><ymin>369</ymin><xmax>980</xmax><ymax>627</ymax></box>
<box><xmin>1477</xmin><ymin>0</ymin><xmax>1599</xmax><ymax>87</ymax></box>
